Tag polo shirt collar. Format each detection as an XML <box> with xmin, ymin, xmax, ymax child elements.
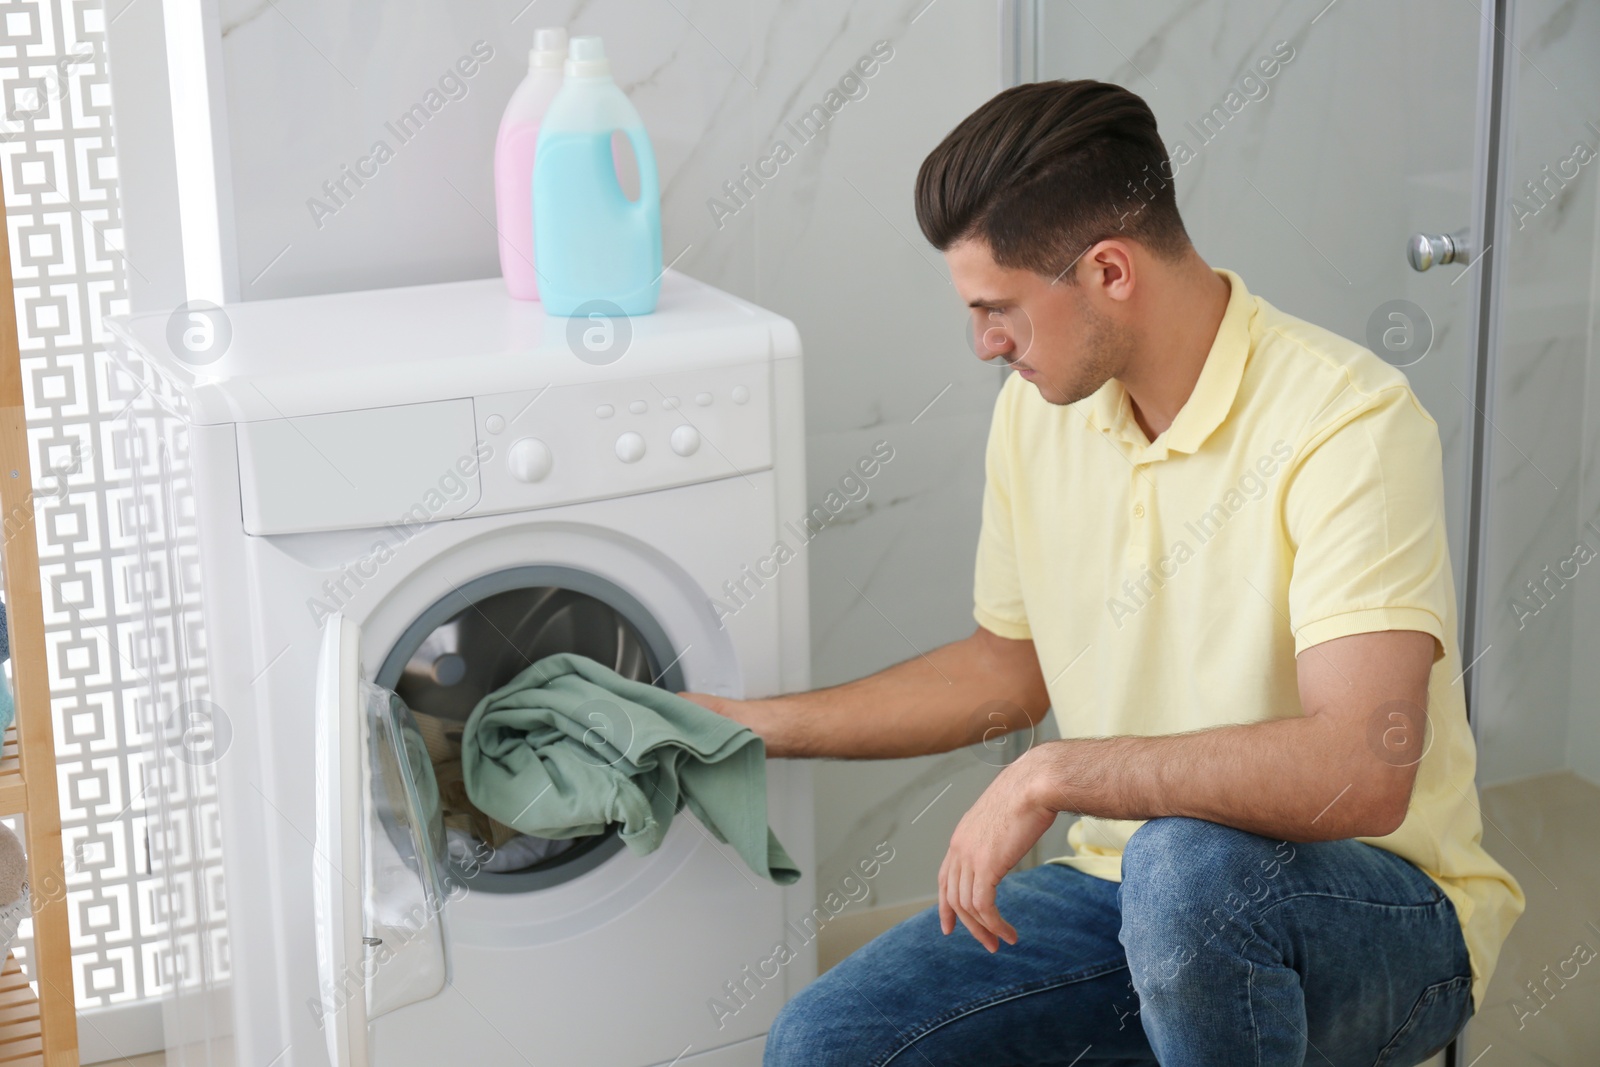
<box><xmin>1085</xmin><ymin>267</ymin><xmax>1255</xmax><ymax>459</ymax></box>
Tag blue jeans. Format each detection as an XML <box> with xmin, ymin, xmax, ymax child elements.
<box><xmin>766</xmin><ymin>817</ymin><xmax>1472</xmax><ymax>1066</ymax></box>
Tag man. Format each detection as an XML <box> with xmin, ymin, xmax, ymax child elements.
<box><xmin>686</xmin><ymin>80</ymin><xmax>1523</xmax><ymax>1065</ymax></box>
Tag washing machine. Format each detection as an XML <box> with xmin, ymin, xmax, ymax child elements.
<box><xmin>107</xmin><ymin>270</ymin><xmax>815</xmax><ymax>1067</ymax></box>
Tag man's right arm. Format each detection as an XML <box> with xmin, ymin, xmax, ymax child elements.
<box><xmin>680</xmin><ymin>626</ymin><xmax>1051</xmax><ymax>760</ymax></box>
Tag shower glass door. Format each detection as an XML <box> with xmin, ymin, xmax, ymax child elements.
<box><xmin>1023</xmin><ymin>1</ymin><xmax>1485</xmax><ymax>605</ymax></box>
<box><xmin>1462</xmin><ymin>1</ymin><xmax>1600</xmax><ymax>1062</ymax></box>
<box><xmin>1022</xmin><ymin>2</ymin><xmax>1600</xmax><ymax>1064</ymax></box>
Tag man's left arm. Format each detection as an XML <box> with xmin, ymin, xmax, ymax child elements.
<box><xmin>937</xmin><ymin>627</ymin><xmax>1432</xmax><ymax>952</ymax></box>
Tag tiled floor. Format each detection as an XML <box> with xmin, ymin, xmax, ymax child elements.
<box><xmin>1458</xmin><ymin>770</ymin><xmax>1600</xmax><ymax>1065</ymax></box>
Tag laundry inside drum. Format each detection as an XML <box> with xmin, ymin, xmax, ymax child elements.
<box><xmin>391</xmin><ymin>582</ymin><xmax>659</xmax><ymax>878</ymax></box>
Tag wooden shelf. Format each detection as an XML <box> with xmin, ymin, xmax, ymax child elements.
<box><xmin>0</xmin><ymin>953</ymin><xmax>41</xmax><ymax>1065</ymax></box>
<box><xmin>2</xmin><ymin>123</ymin><xmax>81</xmax><ymax>1065</ymax></box>
<box><xmin>0</xmin><ymin>727</ymin><xmax>24</xmax><ymax>819</ymax></box>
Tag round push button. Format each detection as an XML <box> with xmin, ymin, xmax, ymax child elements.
<box><xmin>628</xmin><ymin>399</ymin><xmax>648</xmax><ymax>415</ymax></box>
<box><xmin>595</xmin><ymin>404</ymin><xmax>614</xmax><ymax>419</ymax></box>
<box><xmin>731</xmin><ymin>385</ymin><xmax>750</xmax><ymax>404</ymax></box>
<box><xmin>508</xmin><ymin>437</ymin><xmax>554</xmax><ymax>483</ymax></box>
<box><xmin>670</xmin><ymin>425</ymin><xmax>701</xmax><ymax>457</ymax></box>
<box><xmin>695</xmin><ymin>392</ymin><xmax>713</xmax><ymax>407</ymax></box>
<box><xmin>615</xmin><ymin>431</ymin><xmax>646</xmax><ymax>463</ymax></box>
<box><xmin>485</xmin><ymin>414</ymin><xmax>505</xmax><ymax>434</ymax></box>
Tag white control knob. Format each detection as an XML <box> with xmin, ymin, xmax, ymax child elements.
<box><xmin>670</xmin><ymin>425</ymin><xmax>701</xmax><ymax>456</ymax></box>
<box><xmin>508</xmin><ymin>437</ymin><xmax>554</xmax><ymax>483</ymax></box>
<box><xmin>615</xmin><ymin>431</ymin><xmax>646</xmax><ymax>463</ymax></box>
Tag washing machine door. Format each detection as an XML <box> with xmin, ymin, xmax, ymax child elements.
<box><xmin>313</xmin><ymin>613</ymin><xmax>450</xmax><ymax>1067</ymax></box>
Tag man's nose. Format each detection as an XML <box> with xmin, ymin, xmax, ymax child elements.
<box><xmin>974</xmin><ymin>325</ymin><xmax>1014</xmax><ymax>361</ymax></box>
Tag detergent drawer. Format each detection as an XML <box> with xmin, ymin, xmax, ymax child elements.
<box><xmin>236</xmin><ymin>398</ymin><xmax>484</xmax><ymax>535</ymax></box>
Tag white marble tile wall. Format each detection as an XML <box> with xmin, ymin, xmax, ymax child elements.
<box><xmin>212</xmin><ymin>0</ymin><xmax>1009</xmax><ymax>908</ymax></box>
<box><xmin>201</xmin><ymin>0</ymin><xmax>1600</xmax><ymax>906</ymax></box>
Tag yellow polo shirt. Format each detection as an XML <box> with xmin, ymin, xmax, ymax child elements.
<box><xmin>974</xmin><ymin>268</ymin><xmax>1523</xmax><ymax>1009</ymax></box>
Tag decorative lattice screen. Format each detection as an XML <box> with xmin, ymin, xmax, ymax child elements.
<box><xmin>2</xmin><ymin>0</ymin><xmax>227</xmax><ymax>1014</ymax></box>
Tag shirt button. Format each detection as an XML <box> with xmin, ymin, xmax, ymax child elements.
<box><xmin>1132</xmin><ymin>503</ymin><xmax>1146</xmax><ymax>518</ymax></box>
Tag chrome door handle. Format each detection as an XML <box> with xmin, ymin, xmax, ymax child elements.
<box><xmin>1407</xmin><ymin>229</ymin><xmax>1473</xmax><ymax>271</ymax></box>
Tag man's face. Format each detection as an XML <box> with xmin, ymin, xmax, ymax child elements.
<box><xmin>944</xmin><ymin>238</ymin><xmax>1133</xmax><ymax>406</ymax></box>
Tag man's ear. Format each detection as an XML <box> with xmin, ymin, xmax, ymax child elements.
<box><xmin>1082</xmin><ymin>240</ymin><xmax>1137</xmax><ymax>302</ymax></box>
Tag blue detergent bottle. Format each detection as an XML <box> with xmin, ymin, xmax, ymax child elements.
<box><xmin>533</xmin><ymin>36</ymin><xmax>662</xmax><ymax>316</ymax></box>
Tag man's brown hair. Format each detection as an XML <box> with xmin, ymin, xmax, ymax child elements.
<box><xmin>914</xmin><ymin>80</ymin><xmax>1189</xmax><ymax>279</ymax></box>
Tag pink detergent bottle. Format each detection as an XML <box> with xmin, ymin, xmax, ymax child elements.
<box><xmin>495</xmin><ymin>27</ymin><xmax>567</xmax><ymax>300</ymax></box>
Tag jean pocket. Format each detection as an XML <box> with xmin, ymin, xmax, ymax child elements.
<box><xmin>1373</xmin><ymin>974</ymin><xmax>1472</xmax><ymax>1067</ymax></box>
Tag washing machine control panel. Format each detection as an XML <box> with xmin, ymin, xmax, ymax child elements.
<box><xmin>471</xmin><ymin>360</ymin><xmax>773</xmax><ymax>516</ymax></box>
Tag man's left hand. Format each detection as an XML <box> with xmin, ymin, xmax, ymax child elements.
<box><xmin>937</xmin><ymin>748</ymin><xmax>1061</xmax><ymax>951</ymax></box>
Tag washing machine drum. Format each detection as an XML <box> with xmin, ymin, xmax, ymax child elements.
<box><xmin>377</xmin><ymin>574</ymin><xmax>673</xmax><ymax>889</ymax></box>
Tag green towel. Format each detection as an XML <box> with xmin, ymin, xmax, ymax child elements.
<box><xmin>460</xmin><ymin>653</ymin><xmax>800</xmax><ymax>885</ymax></box>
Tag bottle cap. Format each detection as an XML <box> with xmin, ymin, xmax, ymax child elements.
<box><xmin>530</xmin><ymin>27</ymin><xmax>567</xmax><ymax>70</ymax></box>
<box><xmin>565</xmin><ymin>35</ymin><xmax>610</xmax><ymax>79</ymax></box>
